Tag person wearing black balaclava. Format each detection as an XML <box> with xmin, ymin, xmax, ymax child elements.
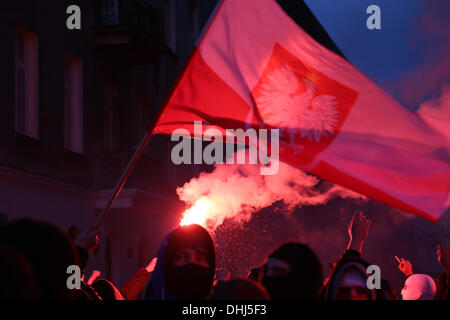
<box><xmin>260</xmin><ymin>242</ymin><xmax>323</xmax><ymax>300</ymax></box>
<box><xmin>145</xmin><ymin>224</ymin><xmax>216</xmax><ymax>300</ymax></box>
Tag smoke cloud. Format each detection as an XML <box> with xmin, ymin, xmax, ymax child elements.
<box><xmin>177</xmin><ymin>150</ymin><xmax>365</xmax><ymax>232</ymax></box>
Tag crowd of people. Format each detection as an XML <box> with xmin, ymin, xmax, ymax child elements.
<box><xmin>0</xmin><ymin>212</ymin><xmax>448</xmax><ymax>300</ymax></box>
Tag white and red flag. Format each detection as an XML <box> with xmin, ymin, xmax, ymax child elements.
<box><xmin>153</xmin><ymin>0</ymin><xmax>450</xmax><ymax>221</ymax></box>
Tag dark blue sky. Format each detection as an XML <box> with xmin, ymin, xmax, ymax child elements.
<box><xmin>304</xmin><ymin>0</ymin><xmax>448</xmax><ymax>108</ymax></box>
<box><xmin>304</xmin><ymin>0</ymin><xmax>424</xmax><ymax>81</ymax></box>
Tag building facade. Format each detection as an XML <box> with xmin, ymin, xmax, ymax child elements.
<box><xmin>0</xmin><ymin>0</ymin><xmax>218</xmax><ymax>288</ymax></box>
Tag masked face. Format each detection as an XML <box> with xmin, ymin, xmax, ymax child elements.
<box><xmin>261</xmin><ymin>257</ymin><xmax>293</xmax><ymax>300</ymax></box>
<box><xmin>166</xmin><ymin>263</ymin><xmax>212</xmax><ymax>300</ymax></box>
<box><xmin>160</xmin><ymin>225</ymin><xmax>216</xmax><ymax>300</ymax></box>
<box><xmin>173</xmin><ymin>248</ymin><xmax>209</xmax><ymax>268</ymax></box>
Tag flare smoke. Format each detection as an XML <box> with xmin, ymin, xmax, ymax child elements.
<box><xmin>177</xmin><ymin>151</ymin><xmax>365</xmax><ymax>232</ymax></box>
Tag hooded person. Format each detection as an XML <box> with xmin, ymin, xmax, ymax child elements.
<box><xmin>401</xmin><ymin>274</ymin><xmax>436</xmax><ymax>300</ymax></box>
<box><xmin>323</xmin><ymin>258</ymin><xmax>377</xmax><ymax>300</ymax></box>
<box><xmin>260</xmin><ymin>242</ymin><xmax>323</xmax><ymax>300</ymax></box>
<box><xmin>145</xmin><ymin>224</ymin><xmax>216</xmax><ymax>300</ymax></box>
<box><xmin>322</xmin><ymin>241</ymin><xmax>378</xmax><ymax>300</ymax></box>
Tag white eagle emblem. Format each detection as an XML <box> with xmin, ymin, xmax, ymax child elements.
<box><xmin>256</xmin><ymin>65</ymin><xmax>339</xmax><ymax>143</ymax></box>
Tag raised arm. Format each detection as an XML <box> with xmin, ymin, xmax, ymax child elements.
<box><xmin>347</xmin><ymin>211</ymin><xmax>372</xmax><ymax>254</ymax></box>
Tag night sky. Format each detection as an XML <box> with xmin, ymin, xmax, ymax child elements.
<box><xmin>305</xmin><ymin>0</ymin><xmax>449</xmax><ymax>109</ymax></box>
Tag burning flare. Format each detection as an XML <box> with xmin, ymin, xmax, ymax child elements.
<box><xmin>179</xmin><ymin>199</ymin><xmax>212</xmax><ymax>227</ymax></box>
<box><xmin>177</xmin><ymin>150</ymin><xmax>365</xmax><ymax>232</ymax></box>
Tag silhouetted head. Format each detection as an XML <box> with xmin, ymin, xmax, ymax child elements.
<box><xmin>261</xmin><ymin>242</ymin><xmax>323</xmax><ymax>300</ymax></box>
<box><xmin>151</xmin><ymin>224</ymin><xmax>216</xmax><ymax>300</ymax></box>
<box><xmin>0</xmin><ymin>219</ymin><xmax>79</xmax><ymax>299</ymax></box>
<box><xmin>209</xmin><ymin>279</ymin><xmax>270</xmax><ymax>300</ymax></box>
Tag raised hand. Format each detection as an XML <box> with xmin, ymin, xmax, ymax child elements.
<box><xmin>347</xmin><ymin>211</ymin><xmax>372</xmax><ymax>253</ymax></box>
<box><xmin>398</xmin><ymin>258</ymin><xmax>414</xmax><ymax>276</ymax></box>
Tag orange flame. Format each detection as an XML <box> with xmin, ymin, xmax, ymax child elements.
<box><xmin>179</xmin><ymin>199</ymin><xmax>212</xmax><ymax>227</ymax></box>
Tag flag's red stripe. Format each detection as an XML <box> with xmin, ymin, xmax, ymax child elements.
<box><xmin>310</xmin><ymin>161</ymin><xmax>437</xmax><ymax>222</ymax></box>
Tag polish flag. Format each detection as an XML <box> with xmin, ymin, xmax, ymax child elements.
<box><xmin>153</xmin><ymin>0</ymin><xmax>450</xmax><ymax>221</ymax></box>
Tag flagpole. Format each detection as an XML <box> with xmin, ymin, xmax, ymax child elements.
<box><xmin>94</xmin><ymin>0</ymin><xmax>226</xmax><ymax>230</ymax></box>
<box><xmin>94</xmin><ymin>76</ymin><xmax>174</xmax><ymax>230</ymax></box>
<box><xmin>95</xmin><ymin>123</ymin><xmax>154</xmax><ymax>229</ymax></box>
<box><xmin>94</xmin><ymin>85</ymin><xmax>172</xmax><ymax>230</ymax></box>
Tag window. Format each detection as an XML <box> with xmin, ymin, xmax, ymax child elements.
<box><xmin>64</xmin><ymin>55</ymin><xmax>83</xmax><ymax>153</ymax></box>
<box><xmin>15</xmin><ymin>28</ymin><xmax>38</xmax><ymax>138</ymax></box>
